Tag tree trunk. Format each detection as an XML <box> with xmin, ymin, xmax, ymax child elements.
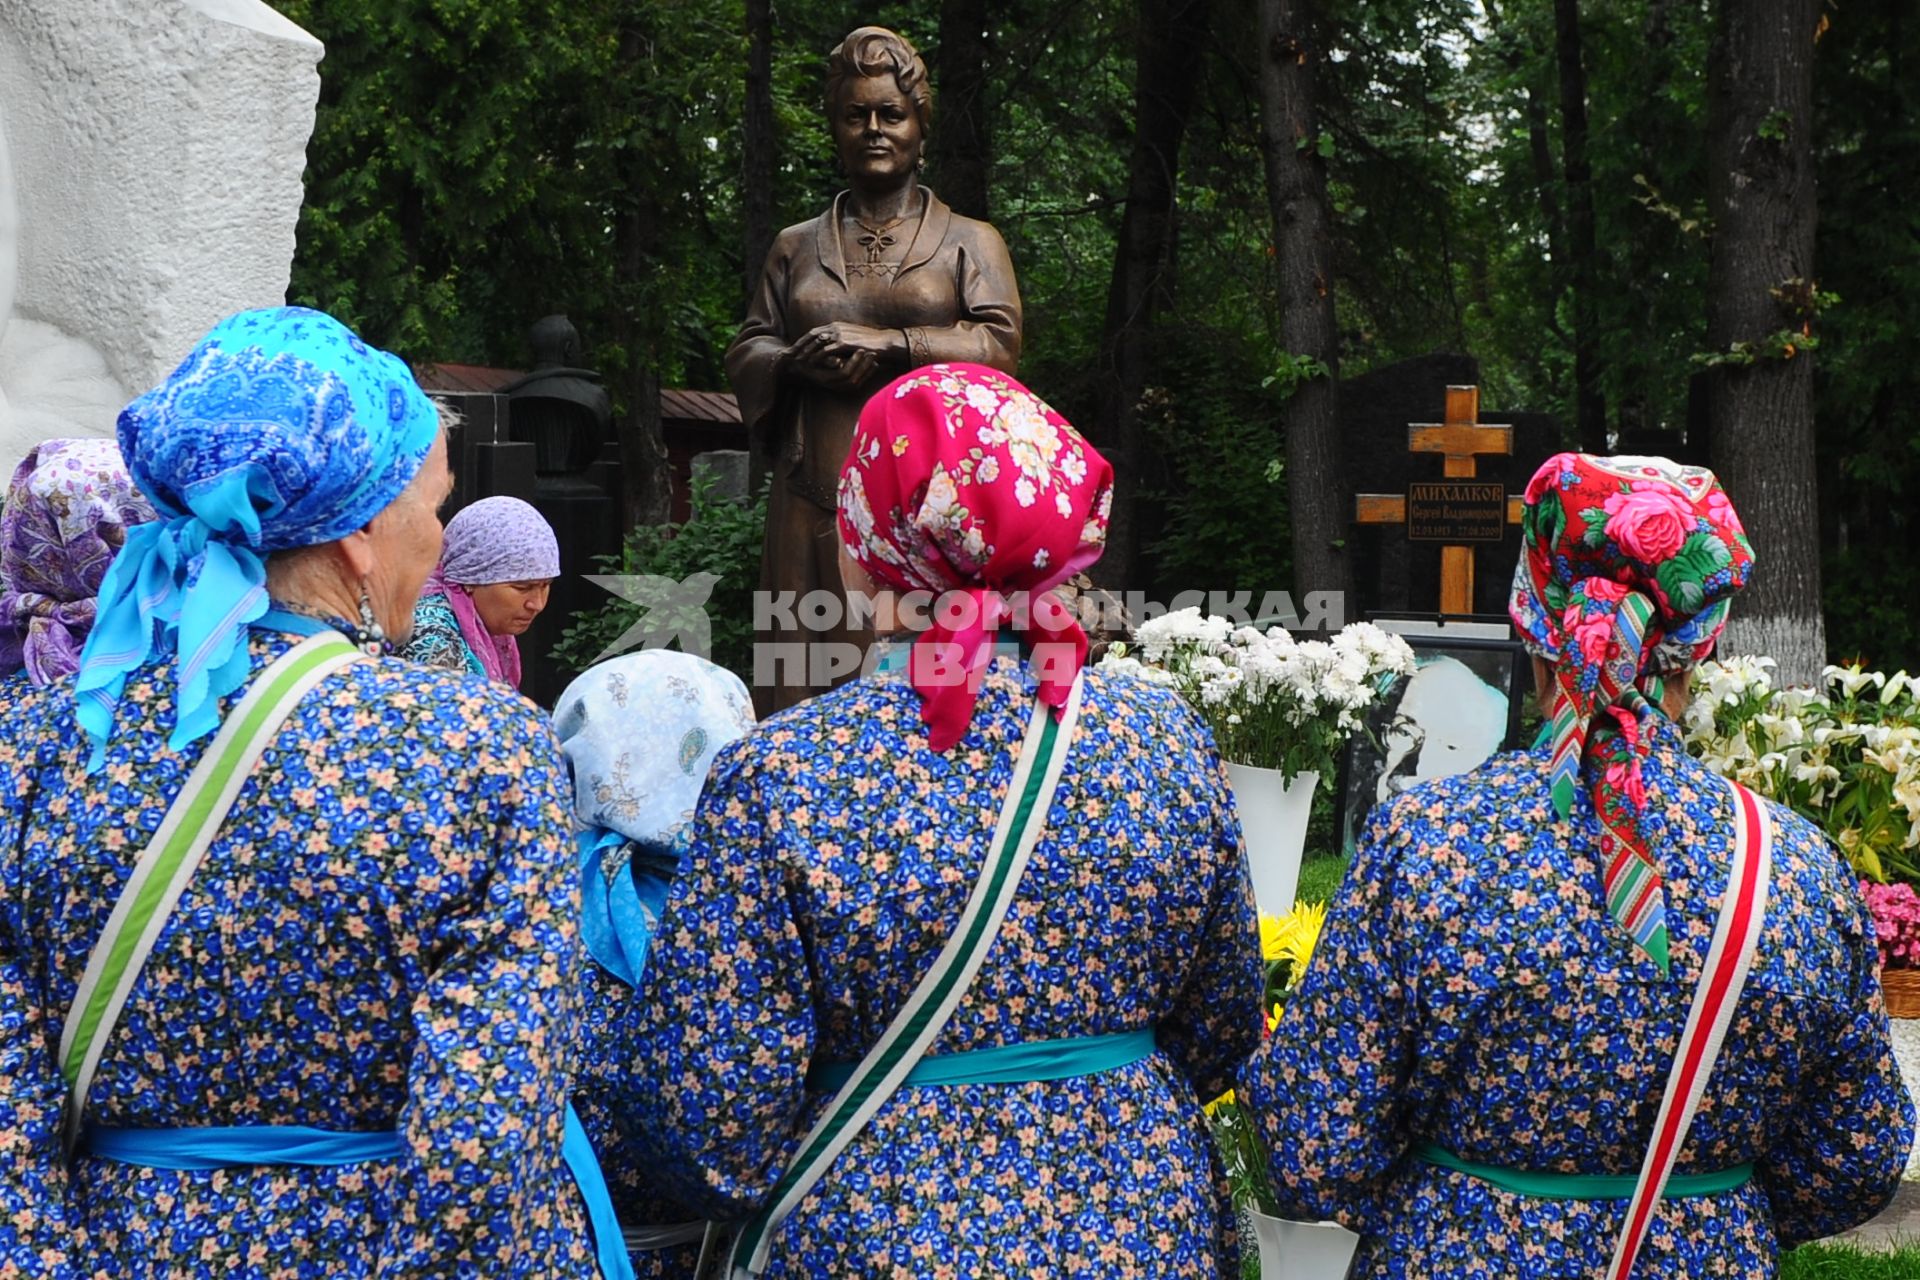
<box><xmin>614</xmin><ymin>23</ymin><xmax>673</xmax><ymax>531</ymax></box>
<box><xmin>934</xmin><ymin>0</ymin><xmax>993</xmax><ymax>221</ymax></box>
<box><xmin>741</xmin><ymin>0</ymin><xmax>776</xmax><ymax>310</ymax></box>
<box><xmin>1092</xmin><ymin>0</ymin><xmax>1211</xmax><ymax>590</ymax></box>
<box><xmin>1256</xmin><ymin>0</ymin><xmax>1348</xmax><ymax>616</ymax></box>
<box><xmin>1706</xmin><ymin>0</ymin><xmax>1824</xmax><ymax>684</ymax></box>
<box><xmin>1553</xmin><ymin>0</ymin><xmax>1607</xmax><ymax>452</ymax></box>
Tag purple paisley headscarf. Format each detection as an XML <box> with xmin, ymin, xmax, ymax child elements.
<box><xmin>419</xmin><ymin>496</ymin><xmax>560</xmax><ymax>689</ymax></box>
<box><xmin>0</xmin><ymin>439</ymin><xmax>155</xmax><ymax>685</ymax></box>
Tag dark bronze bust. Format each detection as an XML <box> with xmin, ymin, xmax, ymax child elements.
<box><xmin>502</xmin><ymin>314</ymin><xmax>613</xmax><ymax>478</ymax></box>
<box><xmin>728</xmin><ymin>25</ymin><xmax>1024</xmax><ymax>713</ymax></box>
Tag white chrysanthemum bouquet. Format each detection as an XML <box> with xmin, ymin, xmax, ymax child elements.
<box><xmin>1101</xmin><ymin>609</ymin><xmax>1416</xmax><ymax>782</ymax></box>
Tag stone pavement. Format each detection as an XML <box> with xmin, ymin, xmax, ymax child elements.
<box><xmin>1835</xmin><ymin>1181</ymin><xmax>1920</xmax><ymax>1252</ymax></box>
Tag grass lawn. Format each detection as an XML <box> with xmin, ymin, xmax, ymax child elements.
<box><xmin>1293</xmin><ymin>852</ymin><xmax>1348</xmax><ymax>907</ymax></box>
<box><xmin>1781</xmin><ymin>1242</ymin><xmax>1920</xmax><ymax>1276</ymax></box>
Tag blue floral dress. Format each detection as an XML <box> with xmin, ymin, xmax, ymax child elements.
<box><xmin>1242</xmin><ymin>715</ymin><xmax>1915</xmax><ymax>1278</ymax></box>
<box><xmin>618</xmin><ymin>658</ymin><xmax>1264</xmax><ymax>1278</ymax></box>
<box><xmin>0</xmin><ymin>626</ymin><xmax>600</xmax><ymax>1277</ymax></box>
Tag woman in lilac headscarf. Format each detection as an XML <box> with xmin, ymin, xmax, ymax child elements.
<box><xmin>0</xmin><ymin>437</ymin><xmax>153</xmax><ymax>686</ymax></box>
<box><xmin>402</xmin><ymin>495</ymin><xmax>560</xmax><ymax>689</ymax></box>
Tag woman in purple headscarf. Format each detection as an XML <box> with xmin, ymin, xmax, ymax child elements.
<box><xmin>0</xmin><ymin>437</ymin><xmax>154</xmax><ymax>686</ymax></box>
<box><xmin>402</xmin><ymin>495</ymin><xmax>560</xmax><ymax>689</ymax></box>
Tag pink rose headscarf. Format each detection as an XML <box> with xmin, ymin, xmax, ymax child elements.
<box><xmin>837</xmin><ymin>364</ymin><xmax>1114</xmax><ymax>752</ymax></box>
<box><xmin>1509</xmin><ymin>452</ymin><xmax>1755</xmax><ymax>974</ymax></box>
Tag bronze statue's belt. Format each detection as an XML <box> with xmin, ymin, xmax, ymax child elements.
<box><xmin>784</xmin><ymin>468</ymin><xmax>839</xmax><ymax>512</ymax></box>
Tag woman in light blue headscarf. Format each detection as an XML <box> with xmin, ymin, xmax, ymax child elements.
<box><xmin>0</xmin><ymin>307</ymin><xmax>617</xmax><ymax>1279</ymax></box>
<box><xmin>554</xmin><ymin>650</ymin><xmax>757</xmax><ymax>1278</ymax></box>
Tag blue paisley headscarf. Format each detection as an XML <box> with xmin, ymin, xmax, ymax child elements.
<box><xmin>553</xmin><ymin>650</ymin><xmax>757</xmax><ymax>986</ymax></box>
<box><xmin>74</xmin><ymin>307</ymin><xmax>440</xmax><ymax>768</ymax></box>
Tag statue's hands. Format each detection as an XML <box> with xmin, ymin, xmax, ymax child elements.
<box><xmin>782</xmin><ymin>324</ymin><xmax>890</xmax><ymax>390</ymax></box>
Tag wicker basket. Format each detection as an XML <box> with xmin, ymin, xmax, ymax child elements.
<box><xmin>1882</xmin><ymin>967</ymin><xmax>1920</xmax><ymax>1019</ymax></box>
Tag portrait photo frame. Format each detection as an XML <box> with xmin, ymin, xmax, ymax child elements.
<box><xmin>1335</xmin><ymin>615</ymin><xmax>1533</xmax><ymax>858</ymax></box>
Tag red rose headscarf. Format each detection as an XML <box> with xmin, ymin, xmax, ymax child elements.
<box><xmin>1509</xmin><ymin>453</ymin><xmax>1755</xmax><ymax>974</ymax></box>
<box><xmin>837</xmin><ymin>364</ymin><xmax>1114</xmax><ymax>751</ymax></box>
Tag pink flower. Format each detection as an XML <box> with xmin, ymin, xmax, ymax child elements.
<box><xmin>1603</xmin><ymin>483</ymin><xmax>1696</xmax><ymax>562</ymax></box>
<box><xmin>1525</xmin><ymin>452</ymin><xmax>1579</xmax><ymax>504</ymax></box>
<box><xmin>1581</xmin><ymin>578</ymin><xmax>1630</xmax><ymax>603</ymax></box>
<box><xmin>1704</xmin><ymin>488</ymin><xmax>1745</xmax><ymax>536</ymax></box>
<box><xmin>1864</xmin><ymin>880</ymin><xmax>1920</xmax><ymax>969</ymax></box>
<box><xmin>1571</xmin><ymin>612</ymin><xmax>1615</xmax><ymax>666</ymax></box>
<box><xmin>1605</xmin><ymin>757</ymin><xmax>1648</xmax><ymax>811</ymax></box>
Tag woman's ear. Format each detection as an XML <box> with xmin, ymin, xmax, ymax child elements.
<box><xmin>336</xmin><ymin>525</ymin><xmax>377</xmax><ymax>582</ymax></box>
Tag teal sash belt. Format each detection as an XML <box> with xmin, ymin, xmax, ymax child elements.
<box><xmin>808</xmin><ymin>1028</ymin><xmax>1157</xmax><ymax>1091</ymax></box>
<box><xmin>1417</xmin><ymin>1143</ymin><xmax>1754</xmax><ymax>1200</ymax></box>
<box><xmin>86</xmin><ymin>1105</ymin><xmax>636</xmax><ymax>1280</ymax></box>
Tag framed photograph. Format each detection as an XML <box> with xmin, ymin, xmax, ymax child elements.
<box><xmin>1336</xmin><ymin>616</ymin><xmax>1533</xmax><ymax>857</ymax></box>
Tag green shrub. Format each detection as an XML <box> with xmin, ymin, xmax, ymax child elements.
<box><xmin>551</xmin><ymin>472</ymin><xmax>767</xmax><ymax>682</ymax></box>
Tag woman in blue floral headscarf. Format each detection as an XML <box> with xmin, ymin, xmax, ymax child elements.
<box><xmin>554</xmin><ymin>650</ymin><xmax>757</xmax><ymax>1277</ymax></box>
<box><xmin>0</xmin><ymin>308</ymin><xmax>607</xmax><ymax>1277</ymax></box>
<box><xmin>1240</xmin><ymin>452</ymin><xmax>1913</xmax><ymax>1279</ymax></box>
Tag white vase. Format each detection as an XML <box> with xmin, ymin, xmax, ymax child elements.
<box><xmin>1249</xmin><ymin>1208</ymin><xmax>1360</xmax><ymax>1280</ymax></box>
<box><xmin>1226</xmin><ymin>762</ymin><xmax>1319</xmax><ymax>917</ymax></box>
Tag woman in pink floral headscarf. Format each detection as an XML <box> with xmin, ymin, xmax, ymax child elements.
<box><xmin>620</xmin><ymin>364</ymin><xmax>1264</xmax><ymax>1277</ymax></box>
<box><xmin>1241</xmin><ymin>452</ymin><xmax>1911</xmax><ymax>1280</ymax></box>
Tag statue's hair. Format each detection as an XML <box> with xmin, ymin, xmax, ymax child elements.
<box><xmin>825</xmin><ymin>27</ymin><xmax>932</xmax><ymax>134</ymax></box>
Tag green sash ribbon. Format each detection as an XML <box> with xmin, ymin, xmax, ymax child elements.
<box><xmin>1417</xmin><ymin>1143</ymin><xmax>1753</xmax><ymax>1201</ymax></box>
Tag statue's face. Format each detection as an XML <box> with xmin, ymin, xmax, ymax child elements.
<box><xmin>831</xmin><ymin>73</ymin><xmax>922</xmax><ymax>187</ymax></box>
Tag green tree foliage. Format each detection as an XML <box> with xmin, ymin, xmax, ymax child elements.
<box><xmin>281</xmin><ymin>0</ymin><xmax>1920</xmax><ymax>666</ymax></box>
<box><xmin>1813</xmin><ymin>0</ymin><xmax>1920</xmax><ymax>668</ymax></box>
<box><xmin>280</xmin><ymin>0</ymin><xmax>745</xmax><ymax>390</ymax></box>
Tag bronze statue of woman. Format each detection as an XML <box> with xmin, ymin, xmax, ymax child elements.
<box><xmin>728</xmin><ymin>25</ymin><xmax>1022</xmax><ymax>714</ymax></box>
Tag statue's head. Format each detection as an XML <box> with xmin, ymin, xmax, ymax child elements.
<box><xmin>825</xmin><ymin>27</ymin><xmax>931</xmax><ymax>186</ymax></box>
<box><xmin>529</xmin><ymin>314</ymin><xmax>582</xmax><ymax>368</ymax></box>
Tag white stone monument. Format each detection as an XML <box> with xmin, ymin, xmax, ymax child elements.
<box><xmin>0</xmin><ymin>0</ymin><xmax>322</xmax><ymax>478</ymax></box>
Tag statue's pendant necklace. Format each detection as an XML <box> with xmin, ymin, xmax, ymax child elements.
<box><xmin>853</xmin><ymin>214</ymin><xmax>905</xmax><ymax>264</ymax></box>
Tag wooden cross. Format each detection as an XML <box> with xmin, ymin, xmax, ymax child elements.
<box><xmin>1354</xmin><ymin>385</ymin><xmax>1524</xmax><ymax>616</ymax></box>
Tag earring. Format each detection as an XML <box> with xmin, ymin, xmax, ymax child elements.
<box><xmin>356</xmin><ymin>583</ymin><xmax>388</xmax><ymax>657</ymax></box>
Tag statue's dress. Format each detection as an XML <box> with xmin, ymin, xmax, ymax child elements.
<box><xmin>727</xmin><ymin>187</ymin><xmax>1021</xmax><ymax>712</ymax></box>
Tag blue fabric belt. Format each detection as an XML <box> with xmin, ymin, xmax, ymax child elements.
<box><xmin>808</xmin><ymin>1028</ymin><xmax>1158</xmax><ymax>1091</ymax></box>
<box><xmin>87</xmin><ymin>1124</ymin><xmax>405</xmax><ymax>1169</ymax></box>
<box><xmin>86</xmin><ymin>1106</ymin><xmax>636</xmax><ymax>1280</ymax></box>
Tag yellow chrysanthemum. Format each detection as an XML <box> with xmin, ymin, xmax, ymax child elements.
<box><xmin>1259</xmin><ymin>914</ymin><xmax>1287</xmax><ymax>964</ymax></box>
<box><xmin>1204</xmin><ymin>1088</ymin><xmax>1235</xmax><ymax>1117</ymax></box>
<box><xmin>1260</xmin><ymin>901</ymin><xmax>1328</xmax><ymax>975</ymax></box>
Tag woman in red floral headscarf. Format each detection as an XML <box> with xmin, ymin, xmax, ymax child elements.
<box><xmin>618</xmin><ymin>364</ymin><xmax>1264</xmax><ymax>1277</ymax></box>
<box><xmin>1241</xmin><ymin>452</ymin><xmax>1913</xmax><ymax>1279</ymax></box>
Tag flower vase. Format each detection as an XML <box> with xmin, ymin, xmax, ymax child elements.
<box><xmin>1226</xmin><ymin>762</ymin><xmax>1320</xmax><ymax>917</ymax></box>
<box><xmin>1249</xmin><ymin>1208</ymin><xmax>1360</xmax><ymax>1279</ymax></box>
